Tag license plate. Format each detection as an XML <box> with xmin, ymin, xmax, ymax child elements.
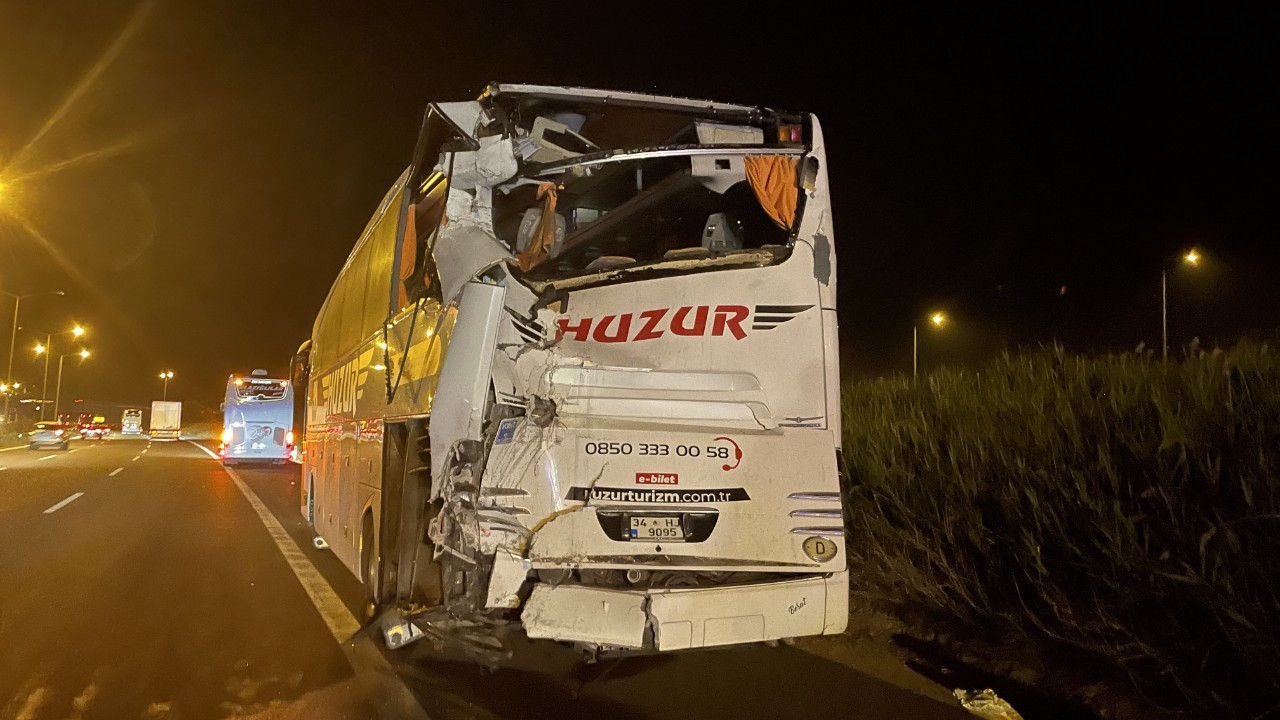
<box><xmin>628</xmin><ymin>516</ymin><xmax>684</xmax><ymax>541</ymax></box>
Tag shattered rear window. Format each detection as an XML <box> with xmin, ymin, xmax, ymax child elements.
<box><xmin>493</xmin><ymin>153</ymin><xmax>796</xmax><ymax>281</ymax></box>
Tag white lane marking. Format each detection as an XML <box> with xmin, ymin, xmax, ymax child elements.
<box><xmin>37</xmin><ymin>454</ymin><xmax>56</xmax><ymax>461</ymax></box>
<box><xmin>131</xmin><ymin>455</ymin><xmax>141</xmax><ymax>462</ymax></box>
<box><xmin>142</xmin><ymin>448</ymin><xmax>148</xmax><ymax>453</ymax></box>
<box><xmin>0</xmin><ymin>445</ymin><xmax>27</xmax><ymax>453</ymax></box>
<box><xmin>189</xmin><ymin>441</ymin><xmax>359</xmax><ymax>642</ymax></box>
<box><xmin>0</xmin><ymin>467</ymin><xmax>7</xmax><ymax>471</ymax></box>
<box><xmin>109</xmin><ymin>467</ymin><xmax>124</xmax><ymax>477</ymax></box>
<box><xmin>44</xmin><ymin>492</ymin><xmax>85</xmax><ymax>514</ymax></box>
<box><xmin>69</xmin><ymin>448</ymin><xmax>81</xmax><ymax>453</ymax></box>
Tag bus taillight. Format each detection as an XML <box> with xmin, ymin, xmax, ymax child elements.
<box><xmin>286</xmin><ymin>430</ymin><xmax>294</xmax><ymax>446</ymax></box>
<box><xmin>221</xmin><ymin>427</ymin><xmax>232</xmax><ymax>445</ymax></box>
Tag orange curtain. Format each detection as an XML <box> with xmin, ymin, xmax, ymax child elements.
<box><xmin>744</xmin><ymin>155</ymin><xmax>798</xmax><ymax>230</ymax></box>
<box><xmin>397</xmin><ymin>204</ymin><xmax>418</xmax><ymax>309</ymax></box>
<box><xmin>515</xmin><ymin>182</ymin><xmax>559</xmax><ymax>271</ymax></box>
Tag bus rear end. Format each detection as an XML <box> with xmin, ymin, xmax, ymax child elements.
<box><xmin>221</xmin><ymin>373</ymin><xmax>294</xmax><ymax>463</ymax></box>
<box><xmin>121</xmin><ymin>409</ymin><xmax>143</xmax><ymax>434</ymax></box>
<box><xmin>373</xmin><ymin>85</ymin><xmax>846</xmax><ymax>658</ymax></box>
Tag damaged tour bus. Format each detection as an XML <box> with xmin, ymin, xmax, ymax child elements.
<box><xmin>295</xmin><ymin>83</ymin><xmax>846</xmax><ymax>661</ymax></box>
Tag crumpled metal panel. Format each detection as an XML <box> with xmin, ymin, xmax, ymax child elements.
<box><xmin>520</xmin><ymin>584</ymin><xmax>648</xmax><ymax>649</ymax></box>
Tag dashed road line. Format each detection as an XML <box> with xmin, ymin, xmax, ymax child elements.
<box><xmin>37</xmin><ymin>454</ymin><xmax>57</xmax><ymax>462</ymax></box>
<box><xmin>43</xmin><ymin>492</ymin><xmax>85</xmax><ymax>514</ymax></box>
<box><xmin>0</xmin><ymin>466</ymin><xmax>7</xmax><ymax>471</ymax></box>
<box><xmin>68</xmin><ymin>448</ymin><xmax>80</xmax><ymax>453</ymax></box>
<box><xmin>109</xmin><ymin>467</ymin><xmax>123</xmax><ymax>477</ymax></box>
<box><xmin>0</xmin><ymin>445</ymin><xmax>26</xmax><ymax>453</ymax></box>
<box><xmin>131</xmin><ymin>455</ymin><xmax>140</xmax><ymax>462</ymax></box>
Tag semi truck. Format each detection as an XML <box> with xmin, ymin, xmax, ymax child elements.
<box><xmin>149</xmin><ymin>401</ymin><xmax>182</xmax><ymax>440</ymax></box>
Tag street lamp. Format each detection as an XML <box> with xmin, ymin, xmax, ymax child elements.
<box><xmin>914</xmin><ymin>311</ymin><xmax>948</xmax><ymax>378</ymax></box>
<box><xmin>52</xmin><ymin>348</ymin><xmax>90</xmax><ymax>422</ymax></box>
<box><xmin>3</xmin><ymin>290</ymin><xmax>65</xmax><ymax>425</ymax></box>
<box><xmin>32</xmin><ymin>324</ymin><xmax>87</xmax><ymax>420</ymax></box>
<box><xmin>1162</xmin><ymin>249</ymin><xmax>1202</xmax><ymax>363</ymax></box>
<box><xmin>160</xmin><ymin>371</ymin><xmax>174</xmax><ymax>400</ymax></box>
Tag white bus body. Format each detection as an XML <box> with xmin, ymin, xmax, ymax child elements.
<box><xmin>297</xmin><ymin>84</ymin><xmax>845</xmax><ymax>661</ymax></box>
<box><xmin>121</xmin><ymin>408</ymin><xmax>143</xmax><ymax>435</ymax></box>
<box><xmin>220</xmin><ymin>371</ymin><xmax>295</xmax><ymax>463</ymax></box>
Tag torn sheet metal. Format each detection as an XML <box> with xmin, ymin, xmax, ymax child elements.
<box><xmin>485</xmin><ymin>549</ymin><xmax>531</xmax><ymax>609</ymax></box>
<box><xmin>428</xmin><ymin>281</ymin><xmax>504</xmax><ymax>488</ymax></box>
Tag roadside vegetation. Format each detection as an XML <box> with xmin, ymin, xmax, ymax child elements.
<box><xmin>840</xmin><ymin>342</ymin><xmax>1280</xmax><ymax>718</ymax></box>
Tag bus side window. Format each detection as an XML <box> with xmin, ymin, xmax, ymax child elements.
<box><xmin>400</xmin><ymin>176</ymin><xmax>446</xmax><ymax>307</ymax></box>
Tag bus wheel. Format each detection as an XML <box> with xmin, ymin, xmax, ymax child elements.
<box><xmin>361</xmin><ymin>514</ymin><xmax>379</xmax><ymax>621</ymax></box>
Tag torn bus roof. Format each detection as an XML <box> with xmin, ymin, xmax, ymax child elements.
<box><xmin>482</xmin><ymin>82</ymin><xmax>770</xmax><ymax>116</ymax></box>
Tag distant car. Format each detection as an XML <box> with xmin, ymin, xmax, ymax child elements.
<box><xmin>80</xmin><ymin>422</ymin><xmax>111</xmax><ymax>440</ymax></box>
<box><xmin>28</xmin><ymin>422</ymin><xmax>71</xmax><ymax>450</ymax></box>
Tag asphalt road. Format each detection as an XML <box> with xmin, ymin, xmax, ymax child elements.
<box><xmin>0</xmin><ymin>436</ymin><xmax>969</xmax><ymax>720</ymax></box>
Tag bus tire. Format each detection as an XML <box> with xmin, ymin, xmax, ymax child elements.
<box><xmin>361</xmin><ymin>513</ymin><xmax>379</xmax><ymax>621</ymax></box>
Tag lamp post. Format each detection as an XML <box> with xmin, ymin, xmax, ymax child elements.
<box><xmin>1162</xmin><ymin>249</ymin><xmax>1201</xmax><ymax>363</ymax></box>
<box><xmin>3</xmin><ymin>290</ymin><xmax>65</xmax><ymax>425</ymax></box>
<box><xmin>53</xmin><ymin>348</ymin><xmax>90</xmax><ymax>422</ymax></box>
<box><xmin>160</xmin><ymin>371</ymin><xmax>174</xmax><ymax>400</ymax></box>
<box><xmin>914</xmin><ymin>311</ymin><xmax>948</xmax><ymax>378</ymax></box>
<box><xmin>32</xmin><ymin>325</ymin><xmax>85</xmax><ymax>420</ymax></box>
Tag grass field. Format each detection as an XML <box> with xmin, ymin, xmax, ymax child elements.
<box><xmin>840</xmin><ymin>342</ymin><xmax>1280</xmax><ymax>718</ymax></box>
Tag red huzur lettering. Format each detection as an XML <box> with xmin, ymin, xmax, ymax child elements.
<box><xmin>558</xmin><ymin>305</ymin><xmax>749</xmax><ymax>343</ymax></box>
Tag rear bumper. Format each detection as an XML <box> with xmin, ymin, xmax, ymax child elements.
<box><xmin>222</xmin><ymin>447</ymin><xmax>290</xmax><ymax>460</ymax></box>
<box><xmin>520</xmin><ymin>570</ymin><xmax>848</xmax><ymax>651</ymax></box>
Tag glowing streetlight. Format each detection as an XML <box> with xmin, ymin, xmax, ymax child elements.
<box><xmin>52</xmin><ymin>347</ymin><xmax>90</xmax><ymax>421</ymax></box>
<box><xmin>3</xmin><ymin>290</ymin><xmax>65</xmax><ymax>425</ymax></box>
<box><xmin>31</xmin><ymin>324</ymin><xmax>87</xmax><ymax>420</ymax></box>
<box><xmin>1162</xmin><ymin>248</ymin><xmax>1203</xmax><ymax>363</ymax></box>
<box><xmin>914</xmin><ymin>310</ymin><xmax>949</xmax><ymax>378</ymax></box>
<box><xmin>160</xmin><ymin>370</ymin><xmax>174</xmax><ymax>400</ymax></box>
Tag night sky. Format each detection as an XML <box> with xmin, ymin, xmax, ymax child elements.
<box><xmin>1</xmin><ymin>2</ymin><xmax>1276</xmax><ymax>415</ymax></box>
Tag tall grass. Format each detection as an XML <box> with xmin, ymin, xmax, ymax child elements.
<box><xmin>841</xmin><ymin>342</ymin><xmax>1280</xmax><ymax>716</ymax></box>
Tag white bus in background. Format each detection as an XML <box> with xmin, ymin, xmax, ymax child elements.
<box><xmin>220</xmin><ymin>370</ymin><xmax>295</xmax><ymax>464</ymax></box>
<box><xmin>121</xmin><ymin>408</ymin><xmax>143</xmax><ymax>435</ymax></box>
<box><xmin>294</xmin><ymin>84</ymin><xmax>846</xmax><ymax>662</ymax></box>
